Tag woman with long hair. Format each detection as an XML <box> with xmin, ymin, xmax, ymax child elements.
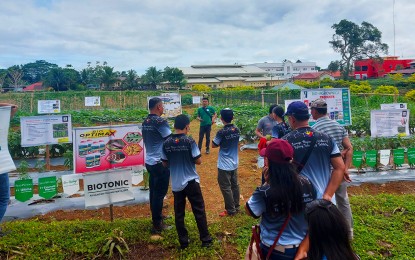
<box><xmin>305</xmin><ymin>199</ymin><xmax>359</xmax><ymax>260</ymax></box>
<box><xmin>245</xmin><ymin>139</ymin><xmax>316</xmax><ymax>259</ymax></box>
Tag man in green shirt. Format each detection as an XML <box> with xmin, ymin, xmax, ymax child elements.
<box><xmin>197</xmin><ymin>97</ymin><xmax>217</xmax><ymax>154</ymax></box>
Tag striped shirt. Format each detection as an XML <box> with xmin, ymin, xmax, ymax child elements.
<box><xmin>312</xmin><ymin>116</ymin><xmax>348</xmax><ymax>151</ymax></box>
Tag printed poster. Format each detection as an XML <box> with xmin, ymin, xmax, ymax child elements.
<box><xmin>147</xmin><ymin>93</ymin><xmax>182</xmax><ymax>118</ymax></box>
<box><xmin>38</xmin><ymin>100</ymin><xmax>61</xmax><ymax>114</ymax></box>
<box><xmin>73</xmin><ymin>124</ymin><xmax>144</xmax><ymax>174</ymax></box>
<box><xmin>0</xmin><ymin>107</ymin><xmax>16</xmax><ymax>174</ymax></box>
<box><xmin>301</xmin><ymin>88</ymin><xmax>351</xmax><ymax>126</ymax></box>
<box><xmin>62</xmin><ymin>174</ymin><xmax>81</xmax><ymax>196</ymax></box>
<box><xmin>85</xmin><ymin>96</ymin><xmax>101</xmax><ymax>107</ymax></box>
<box><xmin>192</xmin><ymin>96</ymin><xmax>201</xmax><ymax>104</ymax></box>
<box><xmin>380</xmin><ymin>103</ymin><xmax>407</xmax><ymax>110</ymax></box>
<box><xmin>20</xmin><ymin>115</ymin><xmax>72</xmax><ymax>147</ymax></box>
<box><xmin>83</xmin><ymin>171</ymin><xmax>134</xmax><ymax>208</ymax></box>
<box><xmin>370</xmin><ymin>110</ymin><xmax>410</xmax><ymax>137</ymax></box>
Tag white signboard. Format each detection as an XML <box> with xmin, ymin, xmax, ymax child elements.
<box><xmin>380</xmin><ymin>103</ymin><xmax>407</xmax><ymax>110</ymax></box>
<box><xmin>370</xmin><ymin>109</ymin><xmax>410</xmax><ymax>137</ymax></box>
<box><xmin>20</xmin><ymin>115</ymin><xmax>72</xmax><ymax>147</ymax></box>
<box><xmin>192</xmin><ymin>96</ymin><xmax>201</xmax><ymax>104</ymax></box>
<box><xmin>85</xmin><ymin>96</ymin><xmax>101</xmax><ymax>107</ymax></box>
<box><xmin>0</xmin><ymin>107</ymin><xmax>16</xmax><ymax>174</ymax></box>
<box><xmin>83</xmin><ymin>171</ymin><xmax>134</xmax><ymax>208</ymax></box>
<box><xmin>148</xmin><ymin>93</ymin><xmax>182</xmax><ymax>118</ymax></box>
<box><xmin>301</xmin><ymin>88</ymin><xmax>352</xmax><ymax>126</ymax></box>
<box><xmin>61</xmin><ymin>174</ymin><xmax>80</xmax><ymax>196</ymax></box>
<box><xmin>379</xmin><ymin>150</ymin><xmax>391</xmax><ymax>166</ymax></box>
<box><xmin>284</xmin><ymin>99</ymin><xmax>301</xmax><ymax>112</ymax></box>
<box><xmin>131</xmin><ymin>165</ymin><xmax>145</xmax><ymax>185</ymax></box>
<box><xmin>38</xmin><ymin>100</ymin><xmax>61</xmax><ymax>114</ymax></box>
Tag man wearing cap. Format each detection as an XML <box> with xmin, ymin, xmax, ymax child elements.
<box><xmin>310</xmin><ymin>98</ymin><xmax>354</xmax><ymax>239</ymax></box>
<box><xmin>281</xmin><ymin>101</ymin><xmax>344</xmax><ymax>202</ymax></box>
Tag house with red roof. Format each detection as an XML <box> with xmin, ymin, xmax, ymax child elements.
<box><xmin>293</xmin><ymin>72</ymin><xmax>334</xmax><ymax>83</ymax></box>
<box><xmin>23</xmin><ymin>82</ymin><xmax>44</xmax><ymax>92</ymax></box>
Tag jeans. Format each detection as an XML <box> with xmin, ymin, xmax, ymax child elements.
<box><xmin>0</xmin><ymin>173</ymin><xmax>10</xmax><ymax>222</ymax></box>
<box><xmin>145</xmin><ymin>163</ymin><xmax>170</xmax><ymax>227</ymax></box>
<box><xmin>217</xmin><ymin>169</ymin><xmax>240</xmax><ymax>214</ymax></box>
<box><xmin>335</xmin><ymin>180</ymin><xmax>353</xmax><ymax>238</ymax></box>
<box><xmin>173</xmin><ymin>180</ymin><xmax>211</xmax><ymax>246</ymax></box>
<box><xmin>260</xmin><ymin>242</ymin><xmax>298</xmax><ymax>260</ymax></box>
<box><xmin>198</xmin><ymin>125</ymin><xmax>212</xmax><ymax>151</ymax></box>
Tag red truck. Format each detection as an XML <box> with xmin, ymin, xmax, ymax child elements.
<box><xmin>354</xmin><ymin>56</ymin><xmax>413</xmax><ymax>79</ymax></box>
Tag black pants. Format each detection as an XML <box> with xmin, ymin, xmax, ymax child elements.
<box><xmin>146</xmin><ymin>163</ymin><xmax>170</xmax><ymax>227</ymax></box>
<box><xmin>198</xmin><ymin>125</ymin><xmax>212</xmax><ymax>151</ymax></box>
<box><xmin>173</xmin><ymin>180</ymin><xmax>211</xmax><ymax>246</ymax></box>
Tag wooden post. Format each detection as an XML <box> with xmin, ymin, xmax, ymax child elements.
<box><xmin>110</xmin><ymin>204</ymin><xmax>114</xmax><ymax>222</ymax></box>
<box><xmin>261</xmin><ymin>90</ymin><xmax>264</xmax><ymax>108</ymax></box>
<box><xmin>30</xmin><ymin>93</ymin><xmax>34</xmax><ymax>113</ymax></box>
<box><xmin>45</xmin><ymin>144</ymin><xmax>51</xmax><ymax>171</ymax></box>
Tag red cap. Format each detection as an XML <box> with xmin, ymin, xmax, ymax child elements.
<box><xmin>259</xmin><ymin>139</ymin><xmax>294</xmax><ymax>164</ymax></box>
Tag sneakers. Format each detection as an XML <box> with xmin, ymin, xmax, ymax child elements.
<box><xmin>219</xmin><ymin>210</ymin><xmax>236</xmax><ymax>217</ymax></box>
<box><xmin>201</xmin><ymin>240</ymin><xmax>213</xmax><ymax>248</ymax></box>
<box><xmin>151</xmin><ymin>223</ymin><xmax>172</xmax><ymax>234</ymax></box>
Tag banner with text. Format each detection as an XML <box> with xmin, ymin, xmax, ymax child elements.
<box><xmin>85</xmin><ymin>96</ymin><xmax>101</xmax><ymax>107</ymax></box>
<box><xmin>73</xmin><ymin>124</ymin><xmax>144</xmax><ymax>174</ymax></box>
<box><xmin>370</xmin><ymin>109</ymin><xmax>410</xmax><ymax>137</ymax></box>
<box><xmin>381</xmin><ymin>103</ymin><xmax>407</xmax><ymax>110</ymax></box>
<box><xmin>84</xmin><ymin>171</ymin><xmax>134</xmax><ymax>208</ymax></box>
<box><xmin>20</xmin><ymin>115</ymin><xmax>72</xmax><ymax>147</ymax></box>
<box><xmin>147</xmin><ymin>93</ymin><xmax>182</xmax><ymax>118</ymax></box>
<box><xmin>0</xmin><ymin>107</ymin><xmax>16</xmax><ymax>174</ymax></box>
<box><xmin>38</xmin><ymin>100</ymin><xmax>61</xmax><ymax>114</ymax></box>
<box><xmin>301</xmin><ymin>88</ymin><xmax>351</xmax><ymax>126</ymax></box>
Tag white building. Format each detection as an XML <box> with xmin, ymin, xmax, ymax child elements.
<box><xmin>250</xmin><ymin>60</ymin><xmax>317</xmax><ymax>79</ymax></box>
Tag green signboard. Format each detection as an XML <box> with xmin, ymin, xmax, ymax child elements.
<box><xmin>407</xmin><ymin>148</ymin><xmax>415</xmax><ymax>166</ymax></box>
<box><xmin>352</xmin><ymin>151</ymin><xmax>363</xmax><ymax>168</ymax></box>
<box><xmin>14</xmin><ymin>179</ymin><xmax>34</xmax><ymax>202</ymax></box>
<box><xmin>393</xmin><ymin>149</ymin><xmax>405</xmax><ymax>166</ymax></box>
<box><xmin>38</xmin><ymin>176</ymin><xmax>57</xmax><ymax>199</ymax></box>
<box><xmin>365</xmin><ymin>150</ymin><xmax>378</xmax><ymax>168</ymax></box>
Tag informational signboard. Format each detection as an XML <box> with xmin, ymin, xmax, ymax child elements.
<box><xmin>365</xmin><ymin>150</ymin><xmax>378</xmax><ymax>168</ymax></box>
<box><xmin>83</xmin><ymin>171</ymin><xmax>134</xmax><ymax>208</ymax></box>
<box><xmin>192</xmin><ymin>96</ymin><xmax>201</xmax><ymax>104</ymax></box>
<box><xmin>38</xmin><ymin>176</ymin><xmax>57</xmax><ymax>199</ymax></box>
<box><xmin>61</xmin><ymin>174</ymin><xmax>81</xmax><ymax>196</ymax></box>
<box><xmin>38</xmin><ymin>100</ymin><xmax>61</xmax><ymax>114</ymax></box>
<box><xmin>0</xmin><ymin>107</ymin><xmax>16</xmax><ymax>174</ymax></box>
<box><xmin>381</xmin><ymin>103</ymin><xmax>407</xmax><ymax>110</ymax></box>
<box><xmin>14</xmin><ymin>179</ymin><xmax>33</xmax><ymax>202</ymax></box>
<box><xmin>85</xmin><ymin>96</ymin><xmax>101</xmax><ymax>107</ymax></box>
<box><xmin>20</xmin><ymin>115</ymin><xmax>72</xmax><ymax>147</ymax></box>
<box><xmin>370</xmin><ymin>110</ymin><xmax>410</xmax><ymax>137</ymax></box>
<box><xmin>301</xmin><ymin>88</ymin><xmax>351</xmax><ymax>126</ymax></box>
<box><xmin>352</xmin><ymin>151</ymin><xmax>363</xmax><ymax>168</ymax></box>
<box><xmin>148</xmin><ymin>93</ymin><xmax>182</xmax><ymax>118</ymax></box>
<box><xmin>379</xmin><ymin>149</ymin><xmax>391</xmax><ymax>166</ymax></box>
<box><xmin>284</xmin><ymin>99</ymin><xmax>301</xmax><ymax>112</ymax></box>
<box><xmin>73</xmin><ymin>124</ymin><xmax>144</xmax><ymax>174</ymax></box>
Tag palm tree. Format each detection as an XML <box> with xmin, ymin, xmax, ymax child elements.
<box><xmin>100</xmin><ymin>66</ymin><xmax>117</xmax><ymax>90</ymax></box>
<box><xmin>142</xmin><ymin>66</ymin><xmax>163</xmax><ymax>89</ymax></box>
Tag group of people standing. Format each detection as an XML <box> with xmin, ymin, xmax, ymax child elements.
<box><xmin>142</xmin><ymin>96</ymin><xmax>358</xmax><ymax>258</ymax></box>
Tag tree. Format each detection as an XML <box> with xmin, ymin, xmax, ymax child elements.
<box><xmin>329</xmin><ymin>19</ymin><xmax>388</xmax><ymax>80</ymax></box>
<box><xmin>22</xmin><ymin>60</ymin><xmax>58</xmax><ymax>84</ymax></box>
<box><xmin>44</xmin><ymin>68</ymin><xmax>67</xmax><ymax>91</ymax></box>
<box><xmin>7</xmin><ymin>66</ymin><xmax>24</xmax><ymax>90</ymax></box>
<box><xmin>141</xmin><ymin>66</ymin><xmax>163</xmax><ymax>89</ymax></box>
<box><xmin>121</xmin><ymin>70</ymin><xmax>139</xmax><ymax>90</ymax></box>
<box><xmin>163</xmin><ymin>67</ymin><xmax>186</xmax><ymax>89</ymax></box>
<box><xmin>100</xmin><ymin>66</ymin><xmax>117</xmax><ymax>90</ymax></box>
<box><xmin>327</xmin><ymin>60</ymin><xmax>341</xmax><ymax>72</ymax></box>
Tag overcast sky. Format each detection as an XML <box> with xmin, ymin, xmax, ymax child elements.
<box><xmin>1</xmin><ymin>0</ymin><xmax>414</xmax><ymax>74</ymax></box>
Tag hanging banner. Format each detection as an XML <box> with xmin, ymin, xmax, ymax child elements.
<box><xmin>0</xmin><ymin>107</ymin><xmax>16</xmax><ymax>174</ymax></box>
<box><xmin>147</xmin><ymin>93</ymin><xmax>182</xmax><ymax>118</ymax></box>
<box><xmin>365</xmin><ymin>150</ymin><xmax>378</xmax><ymax>168</ymax></box>
<box><xmin>85</xmin><ymin>96</ymin><xmax>101</xmax><ymax>107</ymax></box>
<box><xmin>131</xmin><ymin>165</ymin><xmax>145</xmax><ymax>185</ymax></box>
<box><xmin>381</xmin><ymin>103</ymin><xmax>407</xmax><ymax>110</ymax></box>
<box><xmin>38</xmin><ymin>176</ymin><xmax>57</xmax><ymax>199</ymax></box>
<box><xmin>83</xmin><ymin>171</ymin><xmax>134</xmax><ymax>208</ymax></box>
<box><xmin>73</xmin><ymin>124</ymin><xmax>144</xmax><ymax>174</ymax></box>
<box><xmin>407</xmin><ymin>148</ymin><xmax>415</xmax><ymax>167</ymax></box>
<box><xmin>192</xmin><ymin>96</ymin><xmax>201</xmax><ymax>104</ymax></box>
<box><xmin>38</xmin><ymin>100</ymin><xmax>61</xmax><ymax>114</ymax></box>
<box><xmin>61</xmin><ymin>174</ymin><xmax>80</xmax><ymax>196</ymax></box>
<box><xmin>352</xmin><ymin>151</ymin><xmax>363</xmax><ymax>168</ymax></box>
<box><xmin>370</xmin><ymin>110</ymin><xmax>410</xmax><ymax>137</ymax></box>
<box><xmin>379</xmin><ymin>149</ymin><xmax>391</xmax><ymax>166</ymax></box>
<box><xmin>301</xmin><ymin>88</ymin><xmax>351</xmax><ymax>126</ymax></box>
<box><xmin>393</xmin><ymin>148</ymin><xmax>405</xmax><ymax>166</ymax></box>
<box><xmin>20</xmin><ymin>115</ymin><xmax>72</xmax><ymax>147</ymax></box>
<box><xmin>14</xmin><ymin>179</ymin><xmax>34</xmax><ymax>202</ymax></box>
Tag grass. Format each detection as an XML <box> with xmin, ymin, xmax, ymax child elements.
<box><xmin>0</xmin><ymin>194</ymin><xmax>414</xmax><ymax>259</ymax></box>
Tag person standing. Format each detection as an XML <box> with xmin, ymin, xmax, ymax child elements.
<box><xmin>197</xmin><ymin>97</ymin><xmax>217</xmax><ymax>154</ymax></box>
<box><xmin>212</xmin><ymin>108</ymin><xmax>241</xmax><ymax>217</ymax></box>
<box><xmin>0</xmin><ymin>103</ymin><xmax>18</xmax><ymax>230</ymax></box>
<box><xmin>271</xmin><ymin>105</ymin><xmax>291</xmax><ymax>139</ymax></box>
<box><xmin>281</xmin><ymin>101</ymin><xmax>344</xmax><ymax>201</ymax></box>
<box><xmin>161</xmin><ymin>115</ymin><xmax>212</xmax><ymax>249</ymax></box>
<box><xmin>255</xmin><ymin>104</ymin><xmax>278</xmax><ymax>139</ymax></box>
<box><xmin>142</xmin><ymin>97</ymin><xmax>172</xmax><ymax>234</ymax></box>
<box><xmin>310</xmin><ymin>98</ymin><xmax>354</xmax><ymax>239</ymax></box>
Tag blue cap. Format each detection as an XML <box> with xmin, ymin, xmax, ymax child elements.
<box><xmin>284</xmin><ymin>101</ymin><xmax>310</xmax><ymax>119</ymax></box>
